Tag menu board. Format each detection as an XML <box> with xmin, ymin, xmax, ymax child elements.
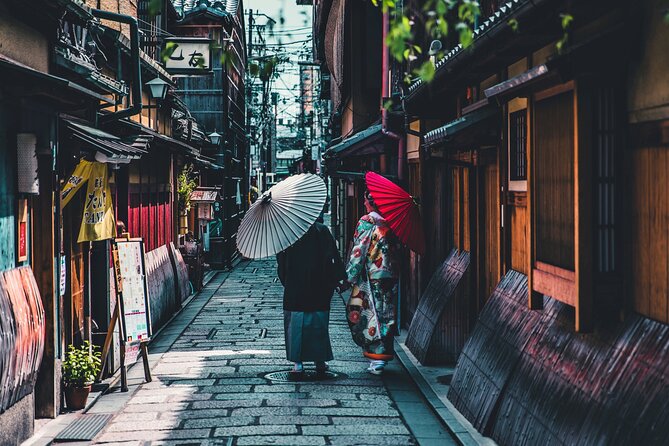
<box><xmin>113</xmin><ymin>239</ymin><xmax>152</xmax><ymax>343</ymax></box>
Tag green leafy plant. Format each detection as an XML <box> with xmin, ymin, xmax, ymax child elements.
<box><xmin>370</xmin><ymin>0</ymin><xmax>481</xmax><ymax>84</ymax></box>
<box><xmin>62</xmin><ymin>341</ymin><xmax>101</xmax><ymax>387</ymax></box>
<box><xmin>556</xmin><ymin>13</ymin><xmax>574</xmax><ymax>54</ymax></box>
<box><xmin>177</xmin><ymin>163</ymin><xmax>198</xmax><ymax>213</ymax></box>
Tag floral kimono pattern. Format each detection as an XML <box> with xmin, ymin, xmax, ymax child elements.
<box><xmin>345</xmin><ymin>212</ymin><xmax>398</xmax><ymax>356</ymax></box>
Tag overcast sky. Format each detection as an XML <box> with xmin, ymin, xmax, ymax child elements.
<box><xmin>245</xmin><ymin>0</ymin><xmax>313</xmax><ymax>137</ymax></box>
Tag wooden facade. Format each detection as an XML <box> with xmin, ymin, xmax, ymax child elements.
<box><xmin>0</xmin><ymin>0</ymin><xmax>219</xmax><ymax>433</ymax></box>
<box><xmin>399</xmin><ymin>0</ymin><xmax>669</xmax><ymax>444</ymax></box>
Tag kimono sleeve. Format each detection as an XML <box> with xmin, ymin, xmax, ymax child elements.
<box><xmin>327</xmin><ymin>231</ymin><xmax>346</xmax><ymax>284</ymax></box>
<box><xmin>276</xmin><ymin>251</ymin><xmax>287</xmax><ymax>286</ymax></box>
<box><xmin>346</xmin><ymin>217</ymin><xmax>374</xmax><ymax>284</ymax></box>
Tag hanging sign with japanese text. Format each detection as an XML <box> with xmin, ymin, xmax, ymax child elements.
<box><xmin>77</xmin><ymin>162</ymin><xmax>115</xmax><ymax>243</ymax></box>
<box><xmin>61</xmin><ymin>159</ymin><xmax>93</xmax><ymax>208</ymax></box>
<box><xmin>163</xmin><ymin>38</ymin><xmax>213</xmax><ymax>74</ymax></box>
<box><xmin>62</xmin><ymin>159</ymin><xmax>116</xmax><ymax>243</ymax></box>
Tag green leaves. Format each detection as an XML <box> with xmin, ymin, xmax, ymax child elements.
<box><xmin>561</xmin><ymin>13</ymin><xmax>574</xmax><ymax>30</ymax></box>
<box><xmin>387</xmin><ymin>16</ymin><xmax>414</xmax><ymax>62</ymax></box>
<box><xmin>249</xmin><ymin>62</ymin><xmax>260</xmax><ymax>77</ymax></box>
<box><xmin>416</xmin><ymin>60</ymin><xmax>436</xmax><ymax>83</ymax></box>
<box><xmin>456</xmin><ymin>22</ymin><xmax>473</xmax><ymax>49</ymax></box>
<box><xmin>508</xmin><ymin>18</ymin><xmax>519</xmax><ymax>33</ymax></box>
<box><xmin>372</xmin><ymin>0</ymin><xmax>492</xmax><ymax>83</ymax></box>
<box><xmin>62</xmin><ymin>341</ymin><xmax>102</xmax><ymax>386</ymax></box>
<box><xmin>556</xmin><ymin>13</ymin><xmax>574</xmax><ymax>54</ymax></box>
<box><xmin>148</xmin><ymin>0</ymin><xmax>162</xmax><ymax>18</ymax></box>
<box><xmin>177</xmin><ymin>164</ymin><xmax>197</xmax><ymax>212</ymax></box>
<box><xmin>161</xmin><ymin>41</ymin><xmax>178</xmax><ymax>64</ymax></box>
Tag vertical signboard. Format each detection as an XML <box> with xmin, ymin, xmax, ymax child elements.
<box><xmin>113</xmin><ymin>238</ymin><xmax>152</xmax><ymax>344</ymax></box>
<box><xmin>17</xmin><ymin>199</ymin><xmax>28</xmax><ymax>262</ymax></box>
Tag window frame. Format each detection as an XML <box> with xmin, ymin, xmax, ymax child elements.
<box><xmin>508</xmin><ymin>98</ymin><xmax>528</xmax><ymax>192</ymax></box>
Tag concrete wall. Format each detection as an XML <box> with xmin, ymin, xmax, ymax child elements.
<box><xmin>0</xmin><ymin>393</ymin><xmax>34</xmax><ymax>446</ymax></box>
<box><xmin>0</xmin><ymin>10</ymin><xmax>49</xmax><ymax>72</ymax></box>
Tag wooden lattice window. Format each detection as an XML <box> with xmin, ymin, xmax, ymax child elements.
<box><xmin>509</xmin><ymin>110</ymin><xmax>527</xmax><ymax>180</ymax></box>
<box><xmin>508</xmin><ymin>98</ymin><xmax>528</xmax><ymax>191</ymax></box>
<box><xmin>594</xmin><ymin>87</ymin><xmax>617</xmax><ymax>273</ymax></box>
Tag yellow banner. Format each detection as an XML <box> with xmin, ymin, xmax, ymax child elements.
<box><xmin>77</xmin><ymin>162</ymin><xmax>116</xmax><ymax>243</ymax></box>
<box><xmin>61</xmin><ymin>159</ymin><xmax>93</xmax><ymax>208</ymax></box>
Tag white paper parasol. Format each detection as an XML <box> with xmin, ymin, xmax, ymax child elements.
<box><xmin>236</xmin><ymin>173</ymin><xmax>327</xmax><ymax>259</ymax></box>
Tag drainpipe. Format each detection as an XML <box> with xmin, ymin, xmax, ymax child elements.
<box><xmin>381</xmin><ymin>8</ymin><xmax>406</xmax><ymax>181</ymax></box>
<box><xmin>92</xmin><ymin>9</ymin><xmax>142</xmax><ymax>123</ymax></box>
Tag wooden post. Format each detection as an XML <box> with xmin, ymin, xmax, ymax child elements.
<box><xmin>119</xmin><ymin>343</ymin><xmax>128</xmax><ymax>392</ymax></box>
<box><xmin>527</xmin><ymin>96</ymin><xmax>543</xmax><ymax>310</ymax></box>
<box><xmin>574</xmin><ymin>80</ymin><xmax>594</xmax><ymax>331</ymax></box>
<box><xmin>140</xmin><ymin>342</ymin><xmax>152</xmax><ymax>383</ymax></box>
<box><xmin>97</xmin><ymin>303</ymin><xmax>118</xmax><ymax>381</ymax></box>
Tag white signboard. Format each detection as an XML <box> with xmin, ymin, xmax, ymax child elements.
<box><xmin>164</xmin><ymin>38</ymin><xmax>212</xmax><ymax>74</ymax></box>
<box><xmin>114</xmin><ymin>239</ymin><xmax>151</xmax><ymax>343</ymax></box>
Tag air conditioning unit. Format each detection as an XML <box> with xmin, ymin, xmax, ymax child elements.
<box><xmin>17</xmin><ymin>133</ymin><xmax>39</xmax><ymax>194</ymax></box>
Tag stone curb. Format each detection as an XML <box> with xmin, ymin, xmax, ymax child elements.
<box><xmin>394</xmin><ymin>340</ymin><xmax>485</xmax><ymax>446</ymax></box>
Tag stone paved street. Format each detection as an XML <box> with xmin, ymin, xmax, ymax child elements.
<box><xmin>90</xmin><ymin>259</ymin><xmax>455</xmax><ymax>446</ymax></box>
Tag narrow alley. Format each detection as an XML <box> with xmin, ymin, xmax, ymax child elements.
<box><xmin>78</xmin><ymin>260</ymin><xmax>455</xmax><ymax>446</ymax></box>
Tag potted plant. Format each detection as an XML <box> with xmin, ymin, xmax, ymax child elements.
<box><xmin>62</xmin><ymin>341</ymin><xmax>101</xmax><ymax>410</ymax></box>
<box><xmin>177</xmin><ymin>163</ymin><xmax>198</xmax><ymax>234</ymax></box>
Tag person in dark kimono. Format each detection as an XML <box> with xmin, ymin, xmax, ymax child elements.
<box><xmin>277</xmin><ymin>215</ymin><xmax>346</xmax><ymax>373</ymax></box>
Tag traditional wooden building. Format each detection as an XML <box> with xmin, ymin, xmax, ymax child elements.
<box><xmin>402</xmin><ymin>0</ymin><xmax>669</xmax><ymax>444</ymax></box>
<box><xmin>0</xmin><ymin>0</ymin><xmax>112</xmax><ymax>439</ymax></box>
<box><xmin>0</xmin><ymin>0</ymin><xmax>214</xmax><ymax>439</ymax></box>
<box><xmin>171</xmin><ymin>0</ymin><xmax>248</xmax><ymax>268</ymax></box>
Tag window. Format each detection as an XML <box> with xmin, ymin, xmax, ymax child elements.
<box><xmin>508</xmin><ymin>98</ymin><xmax>528</xmax><ymax>191</ymax></box>
<box><xmin>534</xmin><ymin>89</ymin><xmax>574</xmax><ymax>271</ymax></box>
<box><xmin>509</xmin><ymin>110</ymin><xmax>527</xmax><ymax>181</ymax></box>
<box><xmin>594</xmin><ymin>86</ymin><xmax>617</xmax><ymax>273</ymax></box>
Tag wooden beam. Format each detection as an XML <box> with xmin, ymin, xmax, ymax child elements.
<box><xmin>532</xmin><ymin>268</ymin><xmax>576</xmax><ymax>307</ymax></box>
<box><xmin>33</xmin><ymin>153</ymin><xmax>58</xmax><ymax>418</ymax></box>
<box><xmin>535</xmin><ymin>261</ymin><xmax>575</xmax><ymax>281</ymax></box>
<box><xmin>527</xmin><ymin>95</ymin><xmax>542</xmax><ymax>309</ymax></box>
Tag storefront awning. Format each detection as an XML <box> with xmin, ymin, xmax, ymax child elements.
<box><xmin>324</xmin><ymin>124</ymin><xmax>385</xmax><ymax>159</ymax></box>
<box><xmin>63</xmin><ymin>119</ymin><xmax>147</xmax><ymax>163</ymax></box>
<box><xmin>424</xmin><ymin>106</ymin><xmax>499</xmax><ymax>148</ymax></box>
<box><xmin>194</xmin><ymin>155</ymin><xmax>224</xmax><ymax>170</ymax></box>
<box><xmin>106</xmin><ymin>118</ymin><xmax>201</xmax><ymax>157</ymax></box>
<box><xmin>0</xmin><ymin>55</ymin><xmax>112</xmax><ymax>106</ymax></box>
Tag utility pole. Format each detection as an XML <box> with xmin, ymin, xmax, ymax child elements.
<box><xmin>246</xmin><ymin>9</ymin><xmax>254</xmax><ymax>192</ymax></box>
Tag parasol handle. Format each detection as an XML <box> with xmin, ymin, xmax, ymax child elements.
<box><xmin>261</xmin><ymin>191</ymin><xmax>272</xmax><ymax>204</ymax></box>
<box><xmin>411</xmin><ymin>195</ymin><xmax>420</xmax><ymax>206</ymax></box>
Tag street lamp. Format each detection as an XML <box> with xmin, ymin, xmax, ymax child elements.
<box><xmin>209</xmin><ymin>131</ymin><xmax>222</xmax><ymax>146</ymax></box>
<box><xmin>145</xmin><ymin>77</ymin><xmax>170</xmax><ymax>101</ymax></box>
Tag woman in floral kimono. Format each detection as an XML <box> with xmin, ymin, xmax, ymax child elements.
<box><xmin>345</xmin><ymin>190</ymin><xmax>399</xmax><ymax>375</ymax></box>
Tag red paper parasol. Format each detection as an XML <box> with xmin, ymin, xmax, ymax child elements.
<box><xmin>365</xmin><ymin>172</ymin><xmax>426</xmax><ymax>255</ymax></box>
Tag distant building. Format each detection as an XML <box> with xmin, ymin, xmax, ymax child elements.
<box><xmin>275</xmin><ymin>149</ymin><xmax>305</xmax><ymax>179</ymax></box>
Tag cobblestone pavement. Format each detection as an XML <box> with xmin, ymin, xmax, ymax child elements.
<box><xmin>91</xmin><ymin>259</ymin><xmax>455</xmax><ymax>446</ymax></box>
